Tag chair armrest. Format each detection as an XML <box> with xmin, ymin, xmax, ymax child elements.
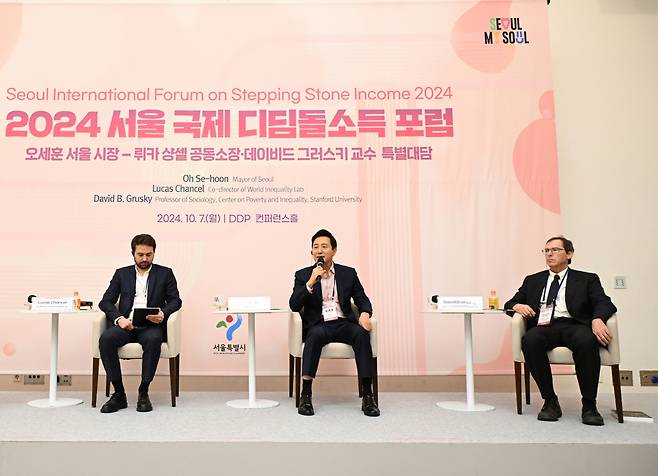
<box><xmin>166</xmin><ymin>310</ymin><xmax>181</xmax><ymax>356</ymax></box>
<box><xmin>288</xmin><ymin>312</ymin><xmax>303</xmax><ymax>357</ymax></box>
<box><xmin>92</xmin><ymin>311</ymin><xmax>108</xmax><ymax>358</ymax></box>
<box><xmin>511</xmin><ymin>312</ymin><xmax>526</xmax><ymax>362</ymax></box>
<box><xmin>605</xmin><ymin>314</ymin><xmax>620</xmax><ymax>364</ymax></box>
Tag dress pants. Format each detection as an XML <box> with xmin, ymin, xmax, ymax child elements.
<box><xmin>522</xmin><ymin>318</ymin><xmax>601</xmax><ymax>402</ymax></box>
<box><xmin>99</xmin><ymin>326</ymin><xmax>164</xmax><ymax>384</ymax></box>
<box><xmin>302</xmin><ymin>318</ymin><xmax>373</xmax><ymax>378</ymax></box>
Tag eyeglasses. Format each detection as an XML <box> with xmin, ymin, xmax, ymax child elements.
<box><xmin>541</xmin><ymin>247</ymin><xmax>565</xmax><ymax>255</ymax></box>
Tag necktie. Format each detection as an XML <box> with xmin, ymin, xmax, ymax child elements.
<box><xmin>546</xmin><ymin>274</ymin><xmax>560</xmax><ymax>305</ymax></box>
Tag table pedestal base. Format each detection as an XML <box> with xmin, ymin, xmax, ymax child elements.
<box><xmin>226</xmin><ymin>399</ymin><xmax>279</xmax><ymax>409</ymax></box>
<box><xmin>28</xmin><ymin>398</ymin><xmax>83</xmax><ymax>408</ymax></box>
<box><xmin>437</xmin><ymin>401</ymin><xmax>495</xmax><ymax>412</ymax></box>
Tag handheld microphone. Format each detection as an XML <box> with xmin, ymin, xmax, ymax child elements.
<box><xmin>27</xmin><ymin>294</ymin><xmax>37</xmax><ymax>303</ymax></box>
<box><xmin>315</xmin><ymin>256</ymin><xmax>325</xmax><ymax>281</ymax></box>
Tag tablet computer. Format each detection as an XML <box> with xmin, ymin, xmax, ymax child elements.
<box><xmin>132</xmin><ymin>307</ymin><xmax>160</xmax><ymax>328</ymax></box>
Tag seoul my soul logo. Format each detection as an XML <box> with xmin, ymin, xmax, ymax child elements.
<box><xmin>484</xmin><ymin>18</ymin><xmax>529</xmax><ymax>45</ymax></box>
<box><xmin>216</xmin><ymin>314</ymin><xmax>242</xmax><ymax>341</ymax></box>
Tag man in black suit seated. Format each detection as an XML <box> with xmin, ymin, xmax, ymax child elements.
<box><xmin>98</xmin><ymin>234</ymin><xmax>182</xmax><ymax>413</ymax></box>
<box><xmin>289</xmin><ymin>229</ymin><xmax>379</xmax><ymax>417</ymax></box>
<box><xmin>505</xmin><ymin>236</ymin><xmax>617</xmax><ymax>425</ymax></box>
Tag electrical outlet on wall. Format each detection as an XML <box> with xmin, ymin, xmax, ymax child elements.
<box><xmin>23</xmin><ymin>374</ymin><xmax>44</xmax><ymax>385</ymax></box>
<box><xmin>640</xmin><ymin>370</ymin><xmax>658</xmax><ymax>386</ymax></box>
<box><xmin>619</xmin><ymin>370</ymin><xmax>633</xmax><ymax>386</ymax></box>
<box><xmin>614</xmin><ymin>276</ymin><xmax>627</xmax><ymax>289</ymax></box>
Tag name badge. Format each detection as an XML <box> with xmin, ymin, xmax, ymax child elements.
<box><xmin>322</xmin><ymin>300</ymin><xmax>338</xmax><ymax>321</ymax></box>
<box><xmin>538</xmin><ymin>305</ymin><xmax>553</xmax><ymax>326</ymax></box>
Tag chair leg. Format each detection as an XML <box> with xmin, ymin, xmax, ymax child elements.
<box><xmin>92</xmin><ymin>358</ymin><xmax>99</xmax><ymax>408</ymax></box>
<box><xmin>288</xmin><ymin>354</ymin><xmax>294</xmax><ymax>398</ymax></box>
<box><xmin>105</xmin><ymin>374</ymin><xmax>110</xmax><ymax>397</ymax></box>
<box><xmin>176</xmin><ymin>354</ymin><xmax>180</xmax><ymax>397</ymax></box>
<box><xmin>373</xmin><ymin>357</ymin><xmax>378</xmax><ymax>405</ymax></box>
<box><xmin>169</xmin><ymin>357</ymin><xmax>177</xmax><ymax>407</ymax></box>
<box><xmin>611</xmin><ymin>365</ymin><xmax>624</xmax><ymax>423</ymax></box>
<box><xmin>294</xmin><ymin>357</ymin><xmax>301</xmax><ymax>408</ymax></box>
<box><xmin>514</xmin><ymin>361</ymin><xmax>522</xmax><ymax>415</ymax></box>
<box><xmin>523</xmin><ymin>362</ymin><xmax>531</xmax><ymax>404</ymax></box>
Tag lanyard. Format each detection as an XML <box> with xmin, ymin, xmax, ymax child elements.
<box><xmin>541</xmin><ymin>268</ymin><xmax>568</xmax><ymax>305</ymax></box>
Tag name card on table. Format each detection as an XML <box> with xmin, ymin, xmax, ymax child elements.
<box><xmin>31</xmin><ymin>297</ymin><xmax>75</xmax><ymax>312</ymax></box>
<box><xmin>227</xmin><ymin>296</ymin><xmax>271</xmax><ymax>312</ymax></box>
<box><xmin>437</xmin><ymin>296</ymin><xmax>483</xmax><ymax>311</ymax></box>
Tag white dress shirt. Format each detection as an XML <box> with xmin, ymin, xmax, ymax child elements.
<box><xmin>543</xmin><ymin>268</ymin><xmax>571</xmax><ymax>318</ymax></box>
<box><xmin>114</xmin><ymin>265</ymin><xmax>151</xmax><ymax>325</ymax></box>
<box><xmin>306</xmin><ymin>264</ymin><xmax>345</xmax><ymax>318</ymax></box>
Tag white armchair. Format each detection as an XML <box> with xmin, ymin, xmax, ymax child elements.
<box><xmin>288</xmin><ymin>305</ymin><xmax>378</xmax><ymax>407</ymax></box>
<box><xmin>512</xmin><ymin>313</ymin><xmax>623</xmax><ymax>422</ymax></box>
<box><xmin>91</xmin><ymin>310</ymin><xmax>181</xmax><ymax>407</ymax></box>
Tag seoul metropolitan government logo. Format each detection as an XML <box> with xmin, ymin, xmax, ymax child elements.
<box><xmin>216</xmin><ymin>314</ymin><xmax>242</xmax><ymax>341</ymax></box>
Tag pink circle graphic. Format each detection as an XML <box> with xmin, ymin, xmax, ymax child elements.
<box><xmin>3</xmin><ymin>343</ymin><xmax>16</xmax><ymax>357</ymax></box>
<box><xmin>513</xmin><ymin>91</ymin><xmax>560</xmax><ymax>213</ymax></box>
<box><xmin>0</xmin><ymin>5</ymin><xmax>22</xmax><ymax>70</ymax></box>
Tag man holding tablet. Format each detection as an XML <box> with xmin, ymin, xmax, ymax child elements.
<box><xmin>98</xmin><ymin>234</ymin><xmax>182</xmax><ymax>413</ymax></box>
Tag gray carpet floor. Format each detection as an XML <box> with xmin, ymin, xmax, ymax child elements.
<box><xmin>1</xmin><ymin>391</ymin><xmax>656</xmax><ymax>444</ymax></box>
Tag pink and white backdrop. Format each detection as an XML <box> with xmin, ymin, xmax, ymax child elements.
<box><xmin>0</xmin><ymin>0</ymin><xmax>560</xmax><ymax>377</ymax></box>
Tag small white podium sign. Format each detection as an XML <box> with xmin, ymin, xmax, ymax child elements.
<box><xmin>31</xmin><ymin>297</ymin><xmax>75</xmax><ymax>312</ymax></box>
<box><xmin>227</xmin><ymin>296</ymin><xmax>271</xmax><ymax>312</ymax></box>
<box><xmin>437</xmin><ymin>296</ymin><xmax>483</xmax><ymax>311</ymax></box>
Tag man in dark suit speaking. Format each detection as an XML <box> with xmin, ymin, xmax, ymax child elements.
<box><xmin>505</xmin><ymin>236</ymin><xmax>616</xmax><ymax>425</ymax></box>
<box><xmin>289</xmin><ymin>229</ymin><xmax>379</xmax><ymax>417</ymax></box>
<box><xmin>98</xmin><ymin>234</ymin><xmax>182</xmax><ymax>413</ymax></box>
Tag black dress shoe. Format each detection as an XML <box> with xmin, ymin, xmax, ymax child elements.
<box><xmin>100</xmin><ymin>392</ymin><xmax>127</xmax><ymax>413</ymax></box>
<box><xmin>582</xmin><ymin>406</ymin><xmax>604</xmax><ymax>426</ymax></box>
<box><xmin>298</xmin><ymin>393</ymin><xmax>314</xmax><ymax>416</ymax></box>
<box><xmin>537</xmin><ymin>398</ymin><xmax>562</xmax><ymax>421</ymax></box>
<box><xmin>361</xmin><ymin>394</ymin><xmax>380</xmax><ymax>417</ymax></box>
<box><xmin>136</xmin><ymin>393</ymin><xmax>153</xmax><ymax>412</ymax></box>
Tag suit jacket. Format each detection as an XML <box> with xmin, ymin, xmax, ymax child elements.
<box><xmin>99</xmin><ymin>263</ymin><xmax>182</xmax><ymax>339</ymax></box>
<box><xmin>289</xmin><ymin>263</ymin><xmax>372</xmax><ymax>340</ymax></box>
<box><xmin>504</xmin><ymin>268</ymin><xmax>616</xmax><ymax>329</ymax></box>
